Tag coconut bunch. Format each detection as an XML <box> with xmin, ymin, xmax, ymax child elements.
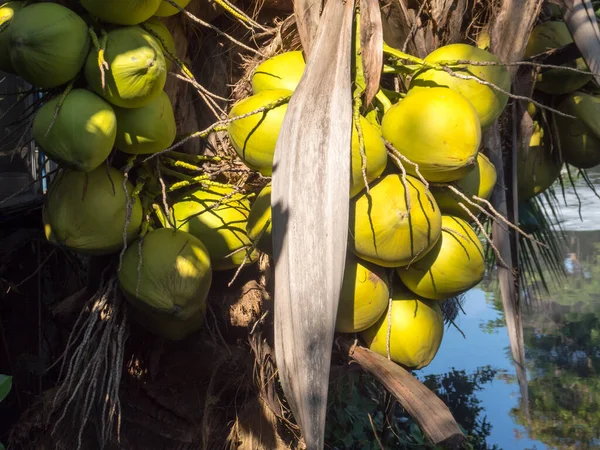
<box><xmin>514</xmin><ymin>17</ymin><xmax>600</xmax><ymax>219</ymax></box>
<box><xmin>226</xmin><ymin>42</ymin><xmax>515</xmax><ymax>370</ymax></box>
<box><xmin>2</xmin><ymin>0</ymin><xmax>261</xmax><ymax>341</ymax></box>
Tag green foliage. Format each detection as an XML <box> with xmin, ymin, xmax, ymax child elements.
<box><xmin>0</xmin><ymin>374</ymin><xmax>12</xmax><ymax>450</ymax></box>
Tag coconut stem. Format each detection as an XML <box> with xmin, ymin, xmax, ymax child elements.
<box><xmin>166</xmin><ymin>151</ymin><xmax>229</xmax><ymax>163</ymax></box>
<box><xmin>386</xmin><ymin>148</ymin><xmax>411</xmax><ymax>214</ymax></box>
<box><xmin>160</xmin><ymin>157</ymin><xmax>204</xmax><ymax>172</ymax></box>
<box><xmin>163</xmin><ymin>0</ymin><xmax>265</xmax><ymax>56</ymax></box>
<box><xmin>374</xmin><ymin>89</ymin><xmax>393</xmax><ymax>112</ymax></box>
<box><xmin>89</xmin><ymin>28</ymin><xmax>109</xmax><ymax>91</ymax></box>
<box><xmin>44</xmin><ymin>80</ymin><xmax>74</xmax><ymax>138</ymax></box>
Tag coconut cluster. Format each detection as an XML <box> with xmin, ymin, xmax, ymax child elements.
<box><xmin>230</xmin><ymin>43</ymin><xmax>508</xmax><ymax>370</ymax></box>
<box><xmin>1</xmin><ymin>0</ymin><xmax>231</xmax><ymax>340</ymax></box>
<box><xmin>516</xmin><ymin>18</ymin><xmax>600</xmax><ymax>224</ymax></box>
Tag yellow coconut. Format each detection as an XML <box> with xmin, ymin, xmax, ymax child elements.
<box><xmin>350</xmin><ymin>174</ymin><xmax>442</xmax><ymax>267</ymax></box>
<box><xmin>0</xmin><ymin>1</ymin><xmax>23</xmax><ymax>73</ymax></box>
<box><xmin>252</xmin><ymin>51</ymin><xmax>306</xmax><ymax>93</ymax></box>
<box><xmin>410</xmin><ymin>44</ymin><xmax>510</xmax><ymax>129</ymax></box>
<box><xmin>81</xmin><ymin>0</ymin><xmax>161</xmax><ymax>25</ymax></box>
<box><xmin>118</xmin><ymin>228</ymin><xmax>212</xmax><ymax>320</ymax></box>
<box><xmin>85</xmin><ymin>27</ymin><xmax>166</xmax><ymax>109</ymax></box>
<box><xmin>382</xmin><ymin>87</ymin><xmax>481</xmax><ymax>182</ymax></box>
<box><xmin>229</xmin><ymin>92</ymin><xmax>387</xmax><ymax>195</ymax></box>
<box><xmin>246</xmin><ymin>183</ymin><xmax>272</xmax><ymax>254</ymax></box>
<box><xmin>361</xmin><ymin>282</ymin><xmax>444</xmax><ymax>370</ymax></box>
<box><xmin>132</xmin><ymin>304</ymin><xmax>207</xmax><ymax>341</ymax></box>
<box><xmin>114</xmin><ymin>90</ymin><xmax>176</xmax><ymax>154</ymax></box>
<box><xmin>8</xmin><ymin>3</ymin><xmax>90</xmax><ymax>88</ymax></box>
<box><xmin>524</xmin><ymin>21</ymin><xmax>592</xmax><ymax>95</ymax></box>
<box><xmin>554</xmin><ymin>92</ymin><xmax>600</xmax><ymax>169</ymax></box>
<box><xmin>154</xmin><ymin>0</ymin><xmax>191</xmax><ymax>17</ymax></box>
<box><xmin>140</xmin><ymin>17</ymin><xmax>176</xmax><ymax>71</ymax></box>
<box><xmin>227</xmin><ymin>89</ymin><xmax>291</xmax><ymax>176</ymax></box>
<box><xmin>397</xmin><ymin>215</ymin><xmax>485</xmax><ymax>300</ymax></box>
<box><xmin>33</xmin><ymin>89</ymin><xmax>117</xmax><ymax>172</ymax></box>
<box><xmin>335</xmin><ymin>253</ymin><xmax>389</xmax><ymax>333</ymax></box>
<box><xmin>162</xmin><ymin>186</ymin><xmax>259</xmax><ymax>270</ymax></box>
<box><xmin>43</xmin><ymin>167</ymin><xmax>142</xmax><ymax>255</ymax></box>
<box><xmin>432</xmin><ymin>153</ymin><xmax>497</xmax><ymax>220</ymax></box>
<box><xmin>517</xmin><ymin>121</ymin><xmax>562</xmax><ymax>200</ymax></box>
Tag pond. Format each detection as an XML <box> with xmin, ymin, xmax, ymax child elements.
<box><xmin>420</xmin><ymin>168</ymin><xmax>600</xmax><ymax>449</ymax></box>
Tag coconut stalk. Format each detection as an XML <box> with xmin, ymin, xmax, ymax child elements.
<box><xmin>271</xmin><ymin>0</ymin><xmax>354</xmax><ymax>448</ymax></box>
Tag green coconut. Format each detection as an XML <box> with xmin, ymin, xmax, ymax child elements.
<box><xmin>154</xmin><ymin>0</ymin><xmax>191</xmax><ymax>17</ymax></box>
<box><xmin>229</xmin><ymin>92</ymin><xmax>387</xmax><ymax>195</ymax></box>
<box><xmin>132</xmin><ymin>304</ymin><xmax>207</xmax><ymax>341</ymax></box>
<box><xmin>246</xmin><ymin>183</ymin><xmax>273</xmax><ymax>255</ymax></box>
<box><xmin>32</xmin><ymin>89</ymin><xmax>117</xmax><ymax>172</ymax></box>
<box><xmin>227</xmin><ymin>89</ymin><xmax>291</xmax><ymax>176</ymax></box>
<box><xmin>252</xmin><ymin>51</ymin><xmax>306</xmax><ymax>93</ymax></box>
<box><xmin>432</xmin><ymin>153</ymin><xmax>497</xmax><ymax>220</ymax></box>
<box><xmin>350</xmin><ymin>174</ymin><xmax>442</xmax><ymax>267</ymax></box>
<box><xmin>397</xmin><ymin>215</ymin><xmax>485</xmax><ymax>300</ymax></box>
<box><xmin>43</xmin><ymin>167</ymin><xmax>142</xmax><ymax>255</ymax></box>
<box><xmin>118</xmin><ymin>228</ymin><xmax>212</xmax><ymax>320</ymax></box>
<box><xmin>524</xmin><ymin>21</ymin><xmax>592</xmax><ymax>95</ymax></box>
<box><xmin>85</xmin><ymin>26</ymin><xmax>167</xmax><ymax>109</ymax></box>
<box><xmin>0</xmin><ymin>1</ymin><xmax>23</xmax><ymax>73</ymax></box>
<box><xmin>335</xmin><ymin>253</ymin><xmax>389</xmax><ymax>333</ymax></box>
<box><xmin>80</xmin><ymin>0</ymin><xmax>161</xmax><ymax>25</ymax></box>
<box><xmin>162</xmin><ymin>186</ymin><xmax>259</xmax><ymax>270</ymax></box>
<box><xmin>361</xmin><ymin>282</ymin><xmax>444</xmax><ymax>370</ymax></box>
<box><xmin>382</xmin><ymin>87</ymin><xmax>481</xmax><ymax>182</ymax></box>
<box><xmin>140</xmin><ymin>17</ymin><xmax>176</xmax><ymax>70</ymax></box>
<box><xmin>517</xmin><ymin>121</ymin><xmax>562</xmax><ymax>200</ymax></box>
<box><xmin>114</xmin><ymin>90</ymin><xmax>176</xmax><ymax>154</ymax></box>
<box><xmin>410</xmin><ymin>44</ymin><xmax>510</xmax><ymax>130</ymax></box>
<box><xmin>554</xmin><ymin>92</ymin><xmax>600</xmax><ymax>169</ymax></box>
<box><xmin>8</xmin><ymin>3</ymin><xmax>90</xmax><ymax>88</ymax></box>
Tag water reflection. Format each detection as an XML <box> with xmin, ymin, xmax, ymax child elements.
<box><xmin>512</xmin><ymin>233</ymin><xmax>600</xmax><ymax>449</ymax></box>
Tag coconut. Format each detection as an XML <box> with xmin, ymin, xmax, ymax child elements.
<box><xmin>361</xmin><ymin>282</ymin><xmax>444</xmax><ymax>370</ymax></box>
<box><xmin>43</xmin><ymin>167</ymin><xmax>143</xmax><ymax>255</ymax></box>
<box><xmin>524</xmin><ymin>21</ymin><xmax>592</xmax><ymax>95</ymax></box>
<box><xmin>80</xmin><ymin>0</ymin><xmax>161</xmax><ymax>25</ymax></box>
<box><xmin>554</xmin><ymin>92</ymin><xmax>600</xmax><ymax>169</ymax></box>
<box><xmin>246</xmin><ymin>183</ymin><xmax>273</xmax><ymax>254</ymax></box>
<box><xmin>350</xmin><ymin>174</ymin><xmax>442</xmax><ymax>267</ymax></box>
<box><xmin>85</xmin><ymin>27</ymin><xmax>167</xmax><ymax>109</ymax></box>
<box><xmin>132</xmin><ymin>304</ymin><xmax>206</xmax><ymax>341</ymax></box>
<box><xmin>0</xmin><ymin>1</ymin><xmax>23</xmax><ymax>73</ymax></box>
<box><xmin>229</xmin><ymin>92</ymin><xmax>387</xmax><ymax>194</ymax></box>
<box><xmin>252</xmin><ymin>51</ymin><xmax>306</xmax><ymax>93</ymax></box>
<box><xmin>140</xmin><ymin>17</ymin><xmax>176</xmax><ymax>70</ymax></box>
<box><xmin>382</xmin><ymin>87</ymin><xmax>481</xmax><ymax>182</ymax></box>
<box><xmin>118</xmin><ymin>228</ymin><xmax>212</xmax><ymax>320</ymax></box>
<box><xmin>8</xmin><ymin>3</ymin><xmax>90</xmax><ymax>88</ymax></box>
<box><xmin>114</xmin><ymin>91</ymin><xmax>176</xmax><ymax>154</ymax></box>
<box><xmin>517</xmin><ymin>121</ymin><xmax>562</xmax><ymax>200</ymax></box>
<box><xmin>335</xmin><ymin>253</ymin><xmax>389</xmax><ymax>333</ymax></box>
<box><xmin>32</xmin><ymin>89</ymin><xmax>117</xmax><ymax>172</ymax></box>
<box><xmin>410</xmin><ymin>44</ymin><xmax>510</xmax><ymax>129</ymax></box>
<box><xmin>154</xmin><ymin>0</ymin><xmax>191</xmax><ymax>17</ymax></box>
<box><xmin>227</xmin><ymin>89</ymin><xmax>291</xmax><ymax>176</ymax></box>
<box><xmin>397</xmin><ymin>215</ymin><xmax>485</xmax><ymax>300</ymax></box>
<box><xmin>432</xmin><ymin>153</ymin><xmax>497</xmax><ymax>220</ymax></box>
<box><xmin>162</xmin><ymin>186</ymin><xmax>259</xmax><ymax>270</ymax></box>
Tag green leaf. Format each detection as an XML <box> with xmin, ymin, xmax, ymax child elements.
<box><xmin>0</xmin><ymin>441</ymin><xmax>5</xmax><ymax>450</ymax></box>
<box><xmin>0</xmin><ymin>375</ymin><xmax>12</xmax><ymax>403</ymax></box>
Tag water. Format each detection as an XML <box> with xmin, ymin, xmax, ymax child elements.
<box><xmin>419</xmin><ymin>170</ymin><xmax>600</xmax><ymax>450</ymax></box>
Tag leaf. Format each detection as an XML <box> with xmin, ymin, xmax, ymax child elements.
<box><xmin>360</xmin><ymin>0</ymin><xmax>384</xmax><ymax>105</ymax></box>
<box><xmin>294</xmin><ymin>0</ymin><xmax>323</xmax><ymax>57</ymax></box>
<box><xmin>0</xmin><ymin>375</ymin><xmax>12</xmax><ymax>403</ymax></box>
<box><xmin>271</xmin><ymin>0</ymin><xmax>355</xmax><ymax>446</ymax></box>
<box><xmin>0</xmin><ymin>441</ymin><xmax>5</xmax><ymax>450</ymax></box>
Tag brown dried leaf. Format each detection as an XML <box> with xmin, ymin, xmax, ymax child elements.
<box><xmin>271</xmin><ymin>0</ymin><xmax>355</xmax><ymax>447</ymax></box>
<box><xmin>360</xmin><ymin>0</ymin><xmax>384</xmax><ymax>105</ymax></box>
<box><xmin>293</xmin><ymin>0</ymin><xmax>323</xmax><ymax>56</ymax></box>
